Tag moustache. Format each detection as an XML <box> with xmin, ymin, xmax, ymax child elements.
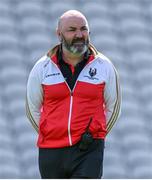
<box><xmin>72</xmin><ymin>38</ymin><xmax>85</xmax><ymax>44</ymax></box>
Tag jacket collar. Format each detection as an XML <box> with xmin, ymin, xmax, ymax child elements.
<box><xmin>47</xmin><ymin>43</ymin><xmax>99</xmax><ymax>65</ymax></box>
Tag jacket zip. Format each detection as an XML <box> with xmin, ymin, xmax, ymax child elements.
<box><xmin>67</xmin><ymin>82</ymin><xmax>78</xmax><ymax>146</ymax></box>
<box><xmin>51</xmin><ymin>57</ymin><xmax>98</xmax><ymax>146</ymax></box>
<box><xmin>68</xmin><ymin>92</ymin><xmax>73</xmax><ymax>146</ymax></box>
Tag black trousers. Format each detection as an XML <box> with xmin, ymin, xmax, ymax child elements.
<box><xmin>39</xmin><ymin>139</ymin><xmax>104</xmax><ymax>179</ymax></box>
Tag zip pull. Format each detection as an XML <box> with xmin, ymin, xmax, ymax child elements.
<box><xmin>71</xmin><ymin>91</ymin><xmax>73</xmax><ymax>96</ymax></box>
<box><xmin>86</xmin><ymin>117</ymin><xmax>93</xmax><ymax>132</ymax></box>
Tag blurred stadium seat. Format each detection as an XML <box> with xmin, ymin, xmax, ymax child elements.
<box><xmin>0</xmin><ymin>0</ymin><xmax>152</xmax><ymax>178</ymax></box>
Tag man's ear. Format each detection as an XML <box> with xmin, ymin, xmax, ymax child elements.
<box><xmin>56</xmin><ymin>28</ymin><xmax>62</xmax><ymax>42</ymax></box>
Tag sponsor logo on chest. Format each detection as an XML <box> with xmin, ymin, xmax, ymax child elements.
<box><xmin>45</xmin><ymin>72</ymin><xmax>60</xmax><ymax>78</ymax></box>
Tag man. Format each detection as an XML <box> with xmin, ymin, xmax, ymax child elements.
<box><xmin>26</xmin><ymin>10</ymin><xmax>121</xmax><ymax>179</ymax></box>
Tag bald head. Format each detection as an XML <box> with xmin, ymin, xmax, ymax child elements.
<box><xmin>56</xmin><ymin>10</ymin><xmax>90</xmax><ymax>56</ymax></box>
<box><xmin>57</xmin><ymin>10</ymin><xmax>89</xmax><ymax>31</ymax></box>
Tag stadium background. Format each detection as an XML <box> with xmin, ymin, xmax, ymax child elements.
<box><xmin>0</xmin><ymin>0</ymin><xmax>152</xmax><ymax>178</ymax></box>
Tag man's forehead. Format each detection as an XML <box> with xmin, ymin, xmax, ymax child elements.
<box><xmin>58</xmin><ymin>10</ymin><xmax>88</xmax><ymax>29</ymax></box>
<box><xmin>62</xmin><ymin>16</ymin><xmax>87</xmax><ymax>27</ymax></box>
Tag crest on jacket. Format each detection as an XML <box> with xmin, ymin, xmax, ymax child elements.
<box><xmin>84</xmin><ymin>68</ymin><xmax>99</xmax><ymax>80</ymax></box>
<box><xmin>89</xmin><ymin>68</ymin><xmax>97</xmax><ymax>78</ymax></box>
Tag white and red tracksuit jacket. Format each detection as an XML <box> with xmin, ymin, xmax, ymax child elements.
<box><xmin>26</xmin><ymin>44</ymin><xmax>121</xmax><ymax>148</ymax></box>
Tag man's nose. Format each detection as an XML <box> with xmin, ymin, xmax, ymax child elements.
<box><xmin>75</xmin><ymin>30</ymin><xmax>83</xmax><ymax>38</ymax></box>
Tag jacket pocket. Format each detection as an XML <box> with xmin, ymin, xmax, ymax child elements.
<box><xmin>39</xmin><ymin>119</ymin><xmax>48</xmax><ymax>136</ymax></box>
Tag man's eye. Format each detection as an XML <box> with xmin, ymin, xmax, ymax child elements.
<box><xmin>68</xmin><ymin>29</ymin><xmax>75</xmax><ymax>32</ymax></box>
<box><xmin>82</xmin><ymin>28</ymin><xmax>88</xmax><ymax>31</ymax></box>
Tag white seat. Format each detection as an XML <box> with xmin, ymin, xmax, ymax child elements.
<box><xmin>27</xmin><ymin>49</ymin><xmax>48</xmax><ymax>66</ymax></box>
<box><xmin>17</xmin><ymin>1</ymin><xmax>44</xmax><ymax>17</ymax></box>
<box><xmin>82</xmin><ymin>1</ymin><xmax>110</xmax><ymax>18</ymax></box>
<box><xmin>121</xmin><ymin>96</ymin><xmax>139</xmax><ymax>114</ymax></box>
<box><xmin>104</xmin><ymin>50</ymin><xmax>124</xmax><ymax>66</ymax></box>
<box><xmin>24</xmin><ymin>33</ymin><xmax>51</xmax><ymax>66</ymax></box>
<box><xmin>0</xmin><ymin>16</ymin><xmax>16</xmax><ymax>33</ymax></box>
<box><xmin>92</xmin><ymin>33</ymin><xmax>119</xmax><ymax>52</ymax></box>
<box><xmin>0</xmin><ymin>49</ymin><xmax>25</xmax><ymax>65</ymax></box>
<box><xmin>0</xmin><ymin>131</ymin><xmax>13</xmax><ymax>146</ymax></box>
<box><xmin>103</xmin><ymin>163</ymin><xmax>126</xmax><ymax>178</ymax></box>
<box><xmin>134</xmin><ymin>165</ymin><xmax>152</xmax><ymax>178</ymax></box>
<box><xmin>21</xmin><ymin>17</ymin><xmax>48</xmax><ymax>34</ymax></box>
<box><xmin>130</xmin><ymin>51</ymin><xmax>152</xmax><ymax>89</ymax></box>
<box><xmin>0</xmin><ymin>117</ymin><xmax>20</xmax><ymax>178</ymax></box>
<box><xmin>1</xmin><ymin>66</ymin><xmax>26</xmax><ymax>88</ymax></box>
<box><xmin>8</xmin><ymin>98</ymin><xmax>25</xmax><ymax>115</ymax></box>
<box><xmin>90</xmin><ymin>17</ymin><xmax>116</xmax><ymax>35</ymax></box>
<box><xmin>0</xmin><ymin>164</ymin><xmax>20</xmax><ymax>178</ymax></box>
<box><xmin>128</xmin><ymin>149</ymin><xmax>152</xmax><ymax>178</ymax></box>
<box><xmin>116</xmin><ymin>1</ymin><xmax>143</xmax><ymax>18</ymax></box>
<box><xmin>147</xmin><ymin>2</ymin><xmax>152</xmax><ymax>24</ymax></box>
<box><xmin>128</xmin><ymin>147</ymin><xmax>152</xmax><ymax>162</ymax></box>
<box><xmin>13</xmin><ymin>116</ymin><xmax>35</xmax><ymax>133</ymax></box>
<box><xmin>47</xmin><ymin>1</ymin><xmax>75</xmax><ymax>27</ymax></box>
<box><xmin>20</xmin><ymin>148</ymin><xmax>39</xmax><ymax>178</ymax></box>
<box><xmin>122</xmin><ymin>131</ymin><xmax>150</xmax><ymax>152</ymax></box>
<box><xmin>20</xmin><ymin>147</ymin><xmax>39</xmax><ymax>178</ymax></box>
<box><xmin>0</xmin><ymin>109</ymin><xmax>13</xmax><ymax>145</ymax></box>
<box><xmin>0</xmin><ymin>97</ymin><xmax>2</xmax><ymax>110</ymax></box>
<box><xmin>0</xmin><ymin>148</ymin><xmax>20</xmax><ymax>178</ymax></box>
<box><xmin>104</xmin><ymin>134</ymin><xmax>124</xmax><ymax>176</ymax></box>
<box><xmin>104</xmin><ymin>147</ymin><xmax>122</xmax><ymax>163</ymax></box>
<box><xmin>125</xmin><ymin>34</ymin><xmax>151</xmax><ymax>52</ymax></box>
<box><xmin>25</xmin><ymin>165</ymin><xmax>40</xmax><ymax>178</ymax></box>
<box><xmin>145</xmin><ymin>101</ymin><xmax>152</xmax><ymax>117</ymax></box>
<box><xmin>0</xmin><ymin>1</ymin><xmax>12</xmax><ymax>17</ymax></box>
<box><xmin>1</xmin><ymin>64</ymin><xmax>26</xmax><ymax>77</ymax></box>
<box><xmin>106</xmin><ymin>129</ymin><xmax>120</xmax><ymax>145</ymax></box>
<box><xmin>0</xmin><ymin>32</ymin><xmax>19</xmax><ymax>45</ymax></box>
<box><xmin>4</xmin><ymin>83</ymin><xmax>26</xmax><ymax>96</ymax></box>
<box><xmin>25</xmin><ymin>33</ymin><xmax>51</xmax><ymax>50</ymax></box>
<box><xmin>131</xmin><ymin>50</ymin><xmax>152</xmax><ymax>66</ymax></box>
<box><xmin>0</xmin><ymin>148</ymin><xmax>17</xmax><ymax>161</ymax></box>
<box><xmin>121</xmin><ymin>17</ymin><xmax>148</xmax><ymax>33</ymax></box>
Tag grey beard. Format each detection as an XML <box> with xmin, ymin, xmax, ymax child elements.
<box><xmin>69</xmin><ymin>44</ymin><xmax>88</xmax><ymax>55</ymax></box>
<box><xmin>61</xmin><ymin>36</ymin><xmax>89</xmax><ymax>55</ymax></box>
